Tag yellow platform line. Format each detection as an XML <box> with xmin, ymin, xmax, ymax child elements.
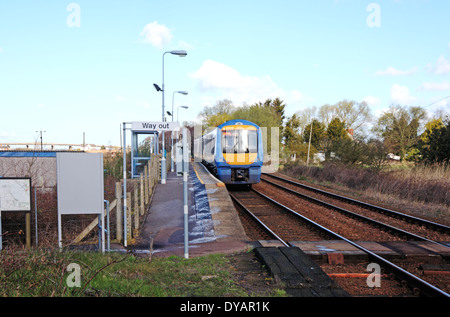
<box><xmin>193</xmin><ymin>163</ymin><xmax>204</xmax><ymax>185</ymax></box>
<box><xmin>192</xmin><ymin>162</ymin><xmax>226</xmax><ymax>187</ymax></box>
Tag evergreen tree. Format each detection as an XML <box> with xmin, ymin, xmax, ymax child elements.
<box><xmin>303</xmin><ymin>119</ymin><xmax>326</xmax><ymax>150</ymax></box>
<box><xmin>420</xmin><ymin>117</ymin><xmax>450</xmax><ymax>163</ymax></box>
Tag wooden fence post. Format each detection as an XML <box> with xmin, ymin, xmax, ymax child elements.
<box><xmin>127</xmin><ymin>191</ymin><xmax>132</xmax><ymax>241</ymax></box>
<box><xmin>144</xmin><ymin>167</ymin><xmax>148</xmax><ymax>204</ymax></box>
<box><xmin>140</xmin><ymin>173</ymin><xmax>145</xmax><ymax>216</ymax></box>
<box><xmin>147</xmin><ymin>162</ymin><xmax>155</xmax><ymax>197</ymax></box>
<box><xmin>134</xmin><ymin>187</ymin><xmax>139</xmax><ymax>234</ymax></box>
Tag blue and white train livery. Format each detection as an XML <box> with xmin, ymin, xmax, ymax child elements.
<box><xmin>194</xmin><ymin>119</ymin><xmax>264</xmax><ymax>185</ymax></box>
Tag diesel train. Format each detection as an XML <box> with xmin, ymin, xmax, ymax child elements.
<box><xmin>194</xmin><ymin>119</ymin><xmax>264</xmax><ymax>185</ymax></box>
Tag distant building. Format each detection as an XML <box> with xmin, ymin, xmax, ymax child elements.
<box><xmin>387</xmin><ymin>153</ymin><xmax>401</xmax><ymax>161</ymax></box>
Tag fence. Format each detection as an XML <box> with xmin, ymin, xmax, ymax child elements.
<box><xmin>0</xmin><ymin>153</ymin><xmax>168</xmax><ymax>249</ymax></box>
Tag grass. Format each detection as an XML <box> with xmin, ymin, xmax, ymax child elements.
<box><xmin>0</xmin><ymin>247</ymin><xmax>284</xmax><ymax>297</ymax></box>
<box><xmin>281</xmin><ymin>161</ymin><xmax>450</xmax><ymax>225</ymax></box>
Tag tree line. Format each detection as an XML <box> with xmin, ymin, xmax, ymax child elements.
<box><xmin>191</xmin><ymin>98</ymin><xmax>449</xmax><ymax>167</ymax></box>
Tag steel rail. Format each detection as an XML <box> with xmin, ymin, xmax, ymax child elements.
<box><xmin>249</xmin><ymin>187</ymin><xmax>450</xmax><ymax>298</ymax></box>
<box><xmin>261</xmin><ymin>176</ymin><xmax>450</xmax><ymax>248</ymax></box>
<box><xmin>229</xmin><ymin>192</ymin><xmax>290</xmax><ymax>247</ymax></box>
<box><xmin>262</xmin><ymin>173</ymin><xmax>450</xmax><ymax>234</ymax></box>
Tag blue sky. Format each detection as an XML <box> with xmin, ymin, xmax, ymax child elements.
<box><xmin>0</xmin><ymin>0</ymin><xmax>449</xmax><ymax>147</ymax></box>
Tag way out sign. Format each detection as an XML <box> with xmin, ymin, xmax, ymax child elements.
<box><xmin>132</xmin><ymin>121</ymin><xmax>180</xmax><ymax>132</ymax></box>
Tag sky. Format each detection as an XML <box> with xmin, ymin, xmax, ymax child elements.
<box><xmin>0</xmin><ymin>0</ymin><xmax>449</xmax><ymax>147</ymax></box>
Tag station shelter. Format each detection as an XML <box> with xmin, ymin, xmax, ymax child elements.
<box><xmin>130</xmin><ymin>130</ymin><xmax>159</xmax><ymax>179</ymax></box>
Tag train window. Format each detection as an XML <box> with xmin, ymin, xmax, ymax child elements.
<box><xmin>222</xmin><ymin>128</ymin><xmax>257</xmax><ymax>154</ymax></box>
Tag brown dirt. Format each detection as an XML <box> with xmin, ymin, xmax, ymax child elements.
<box><xmin>227</xmin><ymin>251</ymin><xmax>284</xmax><ymax>296</ymax></box>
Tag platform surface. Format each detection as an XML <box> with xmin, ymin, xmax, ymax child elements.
<box><xmin>134</xmin><ymin>162</ymin><xmax>250</xmax><ymax>258</ymax></box>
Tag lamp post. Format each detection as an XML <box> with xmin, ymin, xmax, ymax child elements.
<box><xmin>172</xmin><ymin>91</ymin><xmax>188</xmax><ymax>122</ymax></box>
<box><xmin>160</xmin><ymin>50</ymin><xmax>187</xmax><ymax>184</ymax></box>
<box><xmin>177</xmin><ymin>105</ymin><xmax>189</xmax><ymax>122</ymax></box>
<box><xmin>171</xmin><ymin>91</ymin><xmax>188</xmax><ymax>172</ymax></box>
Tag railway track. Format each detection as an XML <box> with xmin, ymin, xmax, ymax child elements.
<box><xmin>260</xmin><ymin>173</ymin><xmax>450</xmax><ymax>246</ymax></box>
<box><xmin>228</xmin><ymin>175</ymin><xmax>450</xmax><ymax>297</ymax></box>
<box><xmin>262</xmin><ymin>173</ymin><xmax>450</xmax><ymax>242</ymax></box>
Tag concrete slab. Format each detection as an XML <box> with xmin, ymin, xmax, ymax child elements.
<box><xmin>381</xmin><ymin>241</ymin><xmax>439</xmax><ymax>258</ymax></box>
<box><xmin>291</xmin><ymin>240</ymin><xmax>365</xmax><ymax>254</ymax></box>
<box><xmin>413</xmin><ymin>241</ymin><xmax>450</xmax><ymax>257</ymax></box>
<box><xmin>258</xmin><ymin>240</ymin><xmax>286</xmax><ymax>247</ymax></box>
<box><xmin>357</xmin><ymin>241</ymin><xmax>401</xmax><ymax>256</ymax></box>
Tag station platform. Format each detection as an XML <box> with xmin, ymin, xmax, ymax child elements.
<box><xmin>134</xmin><ymin>162</ymin><xmax>251</xmax><ymax>258</ymax></box>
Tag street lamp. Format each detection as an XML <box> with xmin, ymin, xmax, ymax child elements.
<box><xmin>171</xmin><ymin>91</ymin><xmax>188</xmax><ymax>172</ymax></box>
<box><xmin>160</xmin><ymin>50</ymin><xmax>187</xmax><ymax>184</ymax></box>
<box><xmin>172</xmin><ymin>91</ymin><xmax>188</xmax><ymax>122</ymax></box>
<box><xmin>177</xmin><ymin>105</ymin><xmax>189</xmax><ymax>122</ymax></box>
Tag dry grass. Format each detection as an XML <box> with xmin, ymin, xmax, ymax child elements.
<box><xmin>281</xmin><ymin>162</ymin><xmax>450</xmax><ymax>226</ymax></box>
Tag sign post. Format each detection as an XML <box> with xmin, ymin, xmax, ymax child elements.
<box><xmin>182</xmin><ymin>127</ymin><xmax>189</xmax><ymax>259</ymax></box>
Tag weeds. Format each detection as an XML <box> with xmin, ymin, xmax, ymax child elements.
<box><xmin>0</xmin><ymin>248</ymin><xmax>280</xmax><ymax>297</ymax></box>
<box><xmin>282</xmin><ymin>161</ymin><xmax>449</xmax><ymax>225</ymax></box>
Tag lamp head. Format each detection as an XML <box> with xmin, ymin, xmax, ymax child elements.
<box><xmin>153</xmin><ymin>83</ymin><xmax>162</xmax><ymax>92</ymax></box>
<box><xmin>170</xmin><ymin>50</ymin><xmax>187</xmax><ymax>57</ymax></box>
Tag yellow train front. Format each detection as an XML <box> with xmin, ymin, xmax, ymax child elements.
<box><xmin>197</xmin><ymin>119</ymin><xmax>263</xmax><ymax>185</ymax></box>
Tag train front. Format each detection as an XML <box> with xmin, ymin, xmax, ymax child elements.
<box><xmin>216</xmin><ymin>120</ymin><xmax>263</xmax><ymax>185</ymax></box>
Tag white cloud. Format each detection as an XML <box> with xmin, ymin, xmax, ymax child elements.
<box><xmin>363</xmin><ymin>95</ymin><xmax>381</xmax><ymax>107</ymax></box>
<box><xmin>390</xmin><ymin>83</ymin><xmax>416</xmax><ymax>105</ymax></box>
<box><xmin>0</xmin><ymin>47</ymin><xmax>3</xmax><ymax>53</ymax></box>
<box><xmin>375</xmin><ymin>66</ymin><xmax>417</xmax><ymax>76</ymax></box>
<box><xmin>434</xmin><ymin>55</ymin><xmax>450</xmax><ymax>75</ymax></box>
<box><xmin>190</xmin><ymin>60</ymin><xmax>304</xmax><ymax>107</ymax></box>
<box><xmin>421</xmin><ymin>81</ymin><xmax>450</xmax><ymax>91</ymax></box>
<box><xmin>140</xmin><ymin>21</ymin><xmax>173</xmax><ymax>48</ymax></box>
<box><xmin>428</xmin><ymin>55</ymin><xmax>450</xmax><ymax>75</ymax></box>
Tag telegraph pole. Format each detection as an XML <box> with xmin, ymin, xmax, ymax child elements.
<box><xmin>36</xmin><ymin>130</ymin><xmax>46</xmax><ymax>151</ymax></box>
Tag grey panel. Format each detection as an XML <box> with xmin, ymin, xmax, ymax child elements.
<box><xmin>57</xmin><ymin>153</ymin><xmax>104</xmax><ymax>215</ymax></box>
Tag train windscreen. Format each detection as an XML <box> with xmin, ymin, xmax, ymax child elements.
<box><xmin>222</xmin><ymin>128</ymin><xmax>258</xmax><ymax>154</ymax></box>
